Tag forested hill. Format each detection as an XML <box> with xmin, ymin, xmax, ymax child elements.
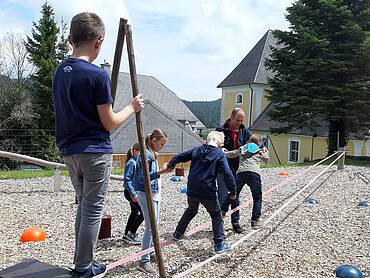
<box><xmin>182</xmin><ymin>99</ymin><xmax>221</xmax><ymax>128</ymax></box>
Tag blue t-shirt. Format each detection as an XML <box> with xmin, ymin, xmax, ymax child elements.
<box><xmin>52</xmin><ymin>58</ymin><xmax>113</xmax><ymax>156</ymax></box>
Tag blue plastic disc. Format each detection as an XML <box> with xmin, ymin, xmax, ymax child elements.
<box><xmin>245</xmin><ymin>143</ymin><xmax>260</xmax><ymax>154</ymax></box>
<box><xmin>307</xmin><ymin>197</ymin><xmax>319</xmax><ymax>205</ymax></box>
<box><xmin>334</xmin><ymin>264</ymin><xmax>364</xmax><ymax>278</ymax></box>
<box><xmin>357</xmin><ymin>200</ymin><xmax>370</xmax><ymax>207</ymax></box>
<box><xmin>180</xmin><ymin>187</ymin><xmax>187</xmax><ymax>193</ymax></box>
<box><xmin>170</xmin><ymin>176</ymin><xmax>181</xmax><ymax>182</ymax></box>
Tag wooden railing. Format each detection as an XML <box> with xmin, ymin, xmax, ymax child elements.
<box><xmin>0</xmin><ymin>151</ymin><xmax>190</xmax><ymax>191</ymax></box>
<box><xmin>0</xmin><ymin>151</ymin><xmax>125</xmax><ymax>187</ymax></box>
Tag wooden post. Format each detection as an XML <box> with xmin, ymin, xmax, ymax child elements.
<box><xmin>110</xmin><ymin>18</ymin><xmax>127</xmax><ymax>107</ymax></box>
<box><xmin>267</xmin><ymin>134</ymin><xmax>281</xmax><ymax>165</ymax></box>
<box><xmin>337</xmin><ymin>147</ymin><xmax>345</xmax><ymax>170</ymax></box>
<box><xmin>310</xmin><ymin>135</ymin><xmax>314</xmax><ymax>161</ymax></box>
<box><xmin>125</xmin><ymin>24</ymin><xmax>167</xmax><ymax>277</ymax></box>
<box><xmin>53</xmin><ymin>168</ymin><xmax>62</xmax><ymax>192</ymax></box>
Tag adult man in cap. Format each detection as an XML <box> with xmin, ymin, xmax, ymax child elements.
<box><xmin>216</xmin><ymin>108</ymin><xmax>251</xmax><ymax>233</ymax></box>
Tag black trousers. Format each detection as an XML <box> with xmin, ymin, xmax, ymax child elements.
<box><xmin>124</xmin><ymin>189</ymin><xmax>144</xmax><ymax>234</ymax></box>
<box><xmin>175</xmin><ymin>195</ymin><xmax>224</xmax><ymax>244</ymax></box>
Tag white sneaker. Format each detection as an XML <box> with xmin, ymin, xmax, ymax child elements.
<box><xmin>137</xmin><ymin>262</ymin><xmax>156</xmax><ymax>274</ymax></box>
<box><xmin>123</xmin><ymin>232</ymin><xmax>142</xmax><ymax>245</ymax></box>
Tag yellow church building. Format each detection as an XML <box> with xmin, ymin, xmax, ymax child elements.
<box><xmin>218</xmin><ymin>30</ymin><xmax>367</xmax><ymax>164</ymax></box>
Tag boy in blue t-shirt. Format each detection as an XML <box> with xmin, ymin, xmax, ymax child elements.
<box><xmin>52</xmin><ymin>12</ymin><xmax>144</xmax><ymax>278</ymax></box>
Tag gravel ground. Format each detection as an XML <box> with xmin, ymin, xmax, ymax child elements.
<box><xmin>0</xmin><ymin>165</ymin><xmax>369</xmax><ymax>277</ymax></box>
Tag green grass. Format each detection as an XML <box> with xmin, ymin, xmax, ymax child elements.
<box><xmin>0</xmin><ymin>157</ymin><xmax>369</xmax><ymax>180</ymax></box>
<box><xmin>0</xmin><ymin>168</ymin><xmax>124</xmax><ymax>180</ymax></box>
<box><xmin>0</xmin><ymin>169</ymin><xmax>69</xmax><ymax>180</ymax></box>
<box><xmin>112</xmin><ymin>168</ymin><xmax>124</xmax><ymax>175</ymax></box>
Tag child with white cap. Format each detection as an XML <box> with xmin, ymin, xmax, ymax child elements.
<box><xmin>167</xmin><ymin>131</ymin><xmax>237</xmax><ymax>254</ymax></box>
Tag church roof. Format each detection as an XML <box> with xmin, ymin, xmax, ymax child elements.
<box><xmin>218</xmin><ymin>30</ymin><xmax>279</xmax><ymax>88</ymax></box>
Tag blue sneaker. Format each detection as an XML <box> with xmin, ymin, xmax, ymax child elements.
<box><xmin>214</xmin><ymin>242</ymin><xmax>233</xmax><ymax>254</ymax></box>
<box><xmin>172</xmin><ymin>230</ymin><xmax>185</xmax><ymax>241</ymax></box>
<box><xmin>72</xmin><ymin>262</ymin><xmax>107</xmax><ymax>278</ymax></box>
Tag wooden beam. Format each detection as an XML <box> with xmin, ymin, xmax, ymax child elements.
<box><xmin>125</xmin><ymin>23</ymin><xmax>167</xmax><ymax>278</ymax></box>
<box><xmin>110</xmin><ymin>18</ymin><xmax>128</xmax><ymax>107</ymax></box>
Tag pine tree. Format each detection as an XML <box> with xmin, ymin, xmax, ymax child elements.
<box><xmin>25</xmin><ymin>1</ymin><xmax>59</xmax><ymax>131</ymax></box>
<box><xmin>24</xmin><ymin>1</ymin><xmax>67</xmax><ymax>162</ymax></box>
<box><xmin>56</xmin><ymin>18</ymin><xmax>69</xmax><ymax>63</ymax></box>
<box><xmin>266</xmin><ymin>0</ymin><xmax>370</xmax><ymax>155</ymax></box>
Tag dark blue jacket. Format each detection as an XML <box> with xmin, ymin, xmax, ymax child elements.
<box><xmin>168</xmin><ymin>144</ymin><xmax>236</xmax><ymax>200</ymax></box>
<box><xmin>216</xmin><ymin>120</ymin><xmax>251</xmax><ymax>175</ymax></box>
<box><xmin>133</xmin><ymin>150</ymin><xmax>160</xmax><ymax>193</ymax></box>
<box><xmin>123</xmin><ymin>157</ymin><xmax>137</xmax><ymax>197</ymax></box>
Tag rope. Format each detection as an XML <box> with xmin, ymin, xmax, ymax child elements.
<box><xmin>107</xmin><ymin>152</ymin><xmax>338</xmax><ymax>270</ymax></box>
<box><xmin>173</xmin><ymin>152</ymin><xmax>344</xmax><ymax>277</ymax></box>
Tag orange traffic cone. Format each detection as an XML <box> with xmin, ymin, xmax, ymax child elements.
<box><xmin>279</xmin><ymin>170</ymin><xmax>288</xmax><ymax>176</ymax></box>
<box><xmin>20</xmin><ymin>227</ymin><xmax>46</xmax><ymax>242</ymax></box>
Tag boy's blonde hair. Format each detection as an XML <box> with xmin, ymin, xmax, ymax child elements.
<box><xmin>207</xmin><ymin>131</ymin><xmax>225</xmax><ymax>146</ymax></box>
<box><xmin>249</xmin><ymin>134</ymin><xmax>262</xmax><ymax>145</ymax></box>
<box><xmin>70</xmin><ymin>12</ymin><xmax>105</xmax><ymax>47</ymax></box>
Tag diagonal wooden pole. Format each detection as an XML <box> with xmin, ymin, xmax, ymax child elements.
<box><xmin>110</xmin><ymin>18</ymin><xmax>127</xmax><ymax>107</ymax></box>
<box><xmin>125</xmin><ymin>24</ymin><xmax>167</xmax><ymax>277</ymax></box>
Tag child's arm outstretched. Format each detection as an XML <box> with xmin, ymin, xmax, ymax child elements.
<box><xmin>167</xmin><ymin>148</ymin><xmax>194</xmax><ymax>169</ymax></box>
<box><xmin>223</xmin><ymin>148</ymin><xmax>239</xmax><ymax>158</ymax></box>
<box><xmin>223</xmin><ymin>145</ymin><xmax>255</xmax><ymax>159</ymax></box>
<box><xmin>143</xmin><ymin>155</ymin><xmax>172</xmax><ymax>180</ymax></box>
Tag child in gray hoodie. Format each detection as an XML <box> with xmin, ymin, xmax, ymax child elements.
<box><xmin>221</xmin><ymin>134</ymin><xmax>269</xmax><ymax>231</ymax></box>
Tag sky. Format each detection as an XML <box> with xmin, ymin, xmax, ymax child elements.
<box><xmin>0</xmin><ymin>0</ymin><xmax>295</xmax><ymax>101</ymax></box>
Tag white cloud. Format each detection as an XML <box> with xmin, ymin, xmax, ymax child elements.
<box><xmin>0</xmin><ymin>0</ymin><xmax>295</xmax><ymax>100</ymax></box>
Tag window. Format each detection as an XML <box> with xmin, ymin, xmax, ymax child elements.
<box><xmin>289</xmin><ymin>140</ymin><xmax>299</xmax><ymax>163</ymax></box>
<box><xmin>236</xmin><ymin>94</ymin><xmax>243</xmax><ymax>104</ymax></box>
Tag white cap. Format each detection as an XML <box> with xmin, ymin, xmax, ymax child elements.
<box><xmin>207</xmin><ymin>131</ymin><xmax>225</xmax><ymax>146</ymax></box>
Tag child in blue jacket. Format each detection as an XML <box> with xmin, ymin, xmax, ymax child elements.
<box><xmin>122</xmin><ymin>143</ymin><xmax>143</xmax><ymax>245</ymax></box>
<box><xmin>168</xmin><ymin>131</ymin><xmax>237</xmax><ymax>254</ymax></box>
<box><xmin>133</xmin><ymin>129</ymin><xmax>172</xmax><ymax>274</ymax></box>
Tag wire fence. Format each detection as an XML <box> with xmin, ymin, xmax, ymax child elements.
<box><xmin>0</xmin><ymin>129</ymin><xmax>60</xmax><ymax>169</ymax></box>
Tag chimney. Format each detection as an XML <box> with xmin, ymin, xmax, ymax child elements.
<box><xmin>100</xmin><ymin>60</ymin><xmax>111</xmax><ymax>73</ymax></box>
